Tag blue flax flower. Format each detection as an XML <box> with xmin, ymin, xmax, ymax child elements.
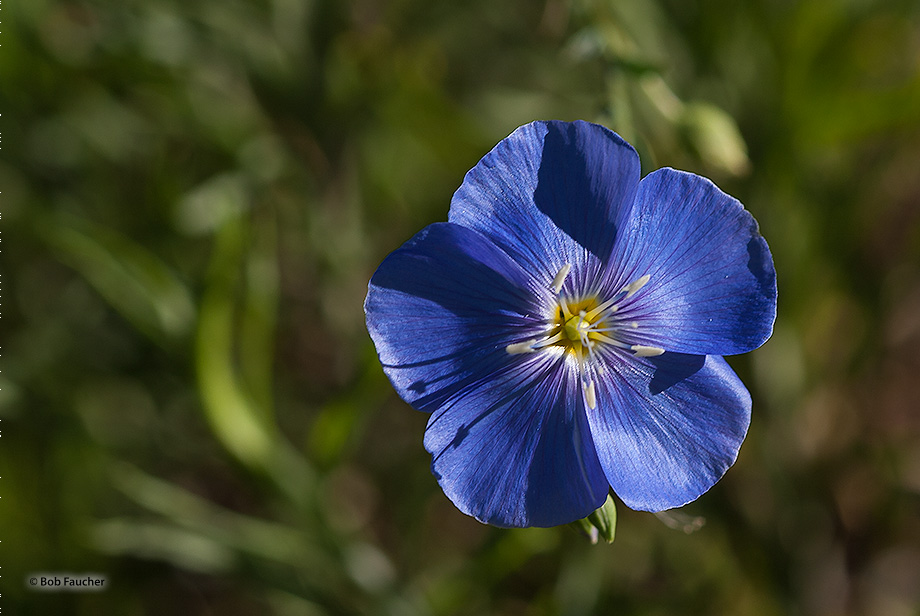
<box><xmin>365</xmin><ymin>120</ymin><xmax>776</xmax><ymax>528</ymax></box>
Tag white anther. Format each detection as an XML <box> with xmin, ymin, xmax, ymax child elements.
<box><xmin>551</xmin><ymin>263</ymin><xmax>572</xmax><ymax>294</ymax></box>
<box><xmin>506</xmin><ymin>341</ymin><xmax>537</xmax><ymax>354</ymax></box>
<box><xmin>623</xmin><ymin>274</ymin><xmax>651</xmax><ymax>298</ymax></box>
<box><xmin>584</xmin><ymin>380</ymin><xmax>597</xmax><ymax>410</ymax></box>
<box><xmin>631</xmin><ymin>345</ymin><xmax>665</xmax><ymax>357</ymax></box>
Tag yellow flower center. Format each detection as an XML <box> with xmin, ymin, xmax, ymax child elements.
<box><xmin>504</xmin><ymin>265</ymin><xmax>664</xmax><ymax>410</ymax></box>
<box><xmin>555</xmin><ymin>297</ymin><xmax>605</xmax><ymax>356</ymax></box>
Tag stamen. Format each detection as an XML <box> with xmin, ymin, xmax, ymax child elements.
<box><xmin>551</xmin><ymin>264</ymin><xmax>572</xmax><ymax>294</ymax></box>
<box><xmin>631</xmin><ymin>345</ymin><xmax>665</xmax><ymax>357</ymax></box>
<box><xmin>589</xmin><ymin>333</ymin><xmax>631</xmax><ymax>349</ymax></box>
<box><xmin>557</xmin><ymin>301</ymin><xmax>573</xmax><ymax>321</ymax></box>
<box><xmin>583</xmin><ymin>297</ymin><xmax>619</xmax><ymax>322</ymax></box>
<box><xmin>623</xmin><ymin>274</ymin><xmax>651</xmax><ymax>298</ymax></box>
<box><xmin>531</xmin><ymin>331</ymin><xmax>565</xmax><ymax>349</ymax></box>
<box><xmin>581</xmin><ymin>273</ymin><xmax>651</xmax><ymax>322</ymax></box>
<box><xmin>507</xmin><ymin>331</ymin><xmax>566</xmax><ymax>355</ymax></box>
<box><xmin>506</xmin><ymin>341</ymin><xmax>537</xmax><ymax>354</ymax></box>
<box><xmin>584</xmin><ymin>380</ymin><xmax>597</xmax><ymax>410</ymax></box>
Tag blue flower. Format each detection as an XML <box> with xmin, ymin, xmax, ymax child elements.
<box><xmin>365</xmin><ymin>120</ymin><xmax>776</xmax><ymax>528</ymax></box>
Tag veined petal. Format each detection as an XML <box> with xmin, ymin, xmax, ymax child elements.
<box><xmin>424</xmin><ymin>353</ymin><xmax>609</xmax><ymax>528</ymax></box>
<box><xmin>365</xmin><ymin>222</ymin><xmax>544</xmax><ymax>410</ymax></box>
<box><xmin>448</xmin><ymin>120</ymin><xmax>640</xmax><ymax>292</ymax></box>
<box><xmin>609</xmin><ymin>168</ymin><xmax>776</xmax><ymax>355</ymax></box>
<box><xmin>587</xmin><ymin>353</ymin><xmax>751</xmax><ymax>512</ymax></box>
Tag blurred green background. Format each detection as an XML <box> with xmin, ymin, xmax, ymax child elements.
<box><xmin>3</xmin><ymin>0</ymin><xmax>920</xmax><ymax>614</ymax></box>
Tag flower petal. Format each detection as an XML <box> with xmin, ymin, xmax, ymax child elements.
<box><xmin>448</xmin><ymin>120</ymin><xmax>640</xmax><ymax>290</ymax></box>
<box><xmin>365</xmin><ymin>222</ymin><xmax>545</xmax><ymax>411</ymax></box>
<box><xmin>368</xmin><ymin>222</ymin><xmax>610</xmax><ymax>527</ymax></box>
<box><xmin>424</xmin><ymin>353</ymin><xmax>609</xmax><ymax>527</ymax></box>
<box><xmin>587</xmin><ymin>353</ymin><xmax>751</xmax><ymax>511</ymax></box>
<box><xmin>609</xmin><ymin>168</ymin><xmax>776</xmax><ymax>355</ymax></box>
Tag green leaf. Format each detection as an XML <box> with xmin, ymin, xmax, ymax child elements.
<box><xmin>678</xmin><ymin>102</ymin><xmax>751</xmax><ymax>177</ymax></box>
<box><xmin>195</xmin><ymin>217</ymin><xmax>277</xmax><ymax>470</ymax></box>
<box><xmin>42</xmin><ymin>213</ymin><xmax>195</xmax><ymax>344</ymax></box>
